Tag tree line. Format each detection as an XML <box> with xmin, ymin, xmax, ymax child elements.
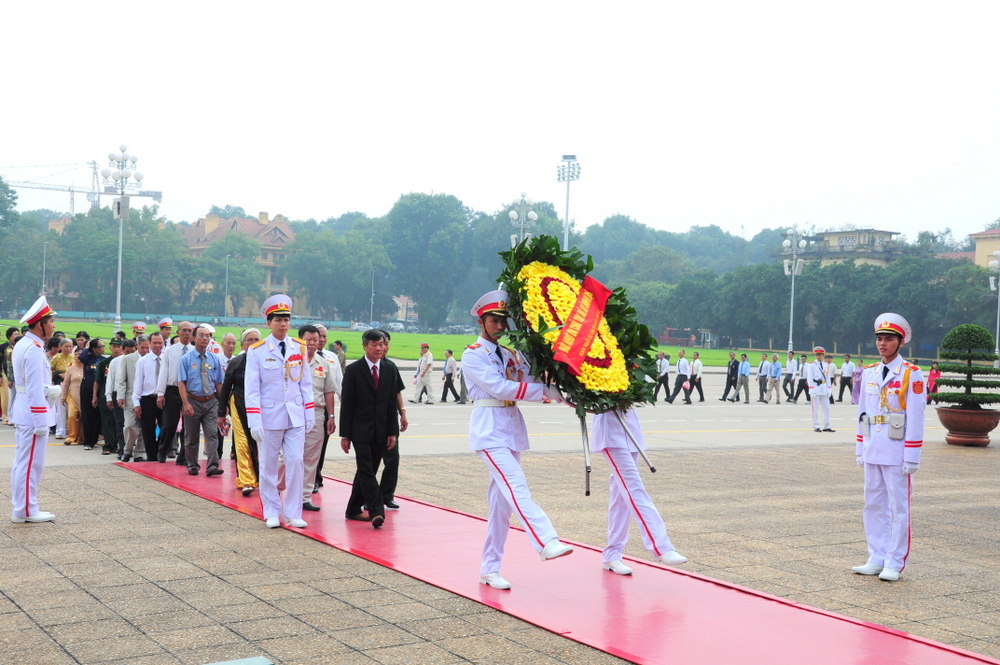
<box><xmin>0</xmin><ymin>177</ymin><xmax>994</xmax><ymax>343</ymax></box>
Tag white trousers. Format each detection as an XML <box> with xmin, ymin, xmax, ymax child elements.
<box><xmin>863</xmin><ymin>463</ymin><xmax>912</xmax><ymax>571</ymax></box>
<box><xmin>415</xmin><ymin>374</ymin><xmax>435</xmax><ymax>403</ymax></box>
<box><xmin>603</xmin><ymin>448</ymin><xmax>674</xmax><ymax>562</ymax></box>
<box><xmin>54</xmin><ymin>399</ymin><xmax>67</xmax><ymax>437</ymax></box>
<box><xmin>10</xmin><ymin>426</ymin><xmax>47</xmax><ymax>520</ymax></box>
<box><xmin>259</xmin><ymin>426</ymin><xmax>305</xmax><ymax>521</ymax></box>
<box><xmin>811</xmin><ymin>394</ymin><xmax>830</xmax><ymax>429</ymax></box>
<box><xmin>477</xmin><ymin>448</ymin><xmax>558</xmax><ymax>575</ymax></box>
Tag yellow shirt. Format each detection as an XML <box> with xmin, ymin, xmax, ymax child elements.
<box><xmin>51</xmin><ymin>353</ymin><xmax>74</xmax><ymax>375</ymax></box>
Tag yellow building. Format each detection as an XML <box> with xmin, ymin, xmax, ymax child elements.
<box><xmin>968</xmin><ymin>228</ymin><xmax>1000</xmax><ymax>268</ymax></box>
<box><xmin>793</xmin><ymin>229</ymin><xmax>900</xmax><ymax>267</ymax></box>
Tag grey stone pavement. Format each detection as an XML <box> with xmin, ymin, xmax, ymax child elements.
<box><xmin>2</xmin><ymin>377</ymin><xmax>1000</xmax><ymax>664</ymax></box>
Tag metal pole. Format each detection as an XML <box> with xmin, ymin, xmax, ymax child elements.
<box><xmin>578</xmin><ymin>415</ymin><xmax>592</xmax><ymax>496</ymax></box>
<box><xmin>370</xmin><ymin>266</ymin><xmax>375</xmax><ymax>322</ymax></box>
<box><xmin>40</xmin><ymin>242</ymin><xmax>47</xmax><ymax>296</ymax></box>
<box><xmin>787</xmin><ymin>243</ymin><xmax>796</xmax><ymax>354</ymax></box>
<box><xmin>994</xmin><ymin>272</ymin><xmax>999</xmax><ymax>368</ymax></box>
<box><xmin>563</xmin><ymin>178</ymin><xmax>571</xmax><ymax>249</ymax></box>
<box><xmin>114</xmin><ymin>181</ymin><xmax>123</xmax><ymax>334</ymax></box>
<box><xmin>612</xmin><ymin>409</ymin><xmax>656</xmax><ymax>473</ymax></box>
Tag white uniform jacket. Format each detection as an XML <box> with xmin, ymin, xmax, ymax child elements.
<box><xmin>590</xmin><ymin>408</ymin><xmax>646</xmax><ymax>452</ymax></box>
<box><xmin>462</xmin><ymin>337</ymin><xmax>545</xmax><ymax>452</ymax></box>
<box><xmin>244</xmin><ymin>334</ymin><xmax>314</xmax><ymax>431</ymax></box>
<box><xmin>805</xmin><ymin>361</ymin><xmax>831</xmax><ymax>397</ymax></box>
<box><xmin>11</xmin><ymin>332</ymin><xmax>54</xmax><ymax>429</ymax></box>
<box><xmin>855</xmin><ymin>356</ymin><xmax>925</xmax><ymax>465</ymax></box>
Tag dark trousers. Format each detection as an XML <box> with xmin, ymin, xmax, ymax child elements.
<box><xmin>111</xmin><ymin>391</ymin><xmax>126</xmax><ymax>456</ymax></box>
<box><xmin>838</xmin><ymin>377</ymin><xmax>853</xmax><ymax>402</ymax></box>
<box><xmin>80</xmin><ymin>385</ymin><xmax>101</xmax><ymax>447</ymax></box>
<box><xmin>653</xmin><ymin>375</ymin><xmax>671</xmax><ymax>401</ymax></box>
<box><xmin>793</xmin><ymin>379</ymin><xmax>810</xmax><ymax>402</ymax></box>
<box><xmin>346</xmin><ymin>438</ymin><xmax>387</xmax><ymax>519</ymax></box>
<box><xmin>158</xmin><ymin>386</ymin><xmax>184</xmax><ymax>463</ymax></box>
<box><xmin>668</xmin><ymin>375</ymin><xmax>691</xmax><ymax>403</ymax></box>
<box><xmin>98</xmin><ymin>398</ymin><xmax>116</xmax><ymax>453</ymax></box>
<box><xmin>380</xmin><ymin>440</ymin><xmax>398</xmax><ymax>502</ymax></box>
<box><xmin>757</xmin><ymin>377</ymin><xmax>768</xmax><ymax>401</ymax></box>
<box><xmin>690</xmin><ymin>376</ymin><xmax>705</xmax><ymax>400</ymax></box>
<box><xmin>782</xmin><ymin>375</ymin><xmax>795</xmax><ymax>399</ymax></box>
<box><xmin>441</xmin><ymin>374</ymin><xmax>460</xmax><ymax>402</ymax></box>
<box><xmin>139</xmin><ymin>395</ymin><xmax>163</xmax><ymax>461</ymax></box>
<box><xmin>721</xmin><ymin>377</ymin><xmax>737</xmax><ymax>400</ymax></box>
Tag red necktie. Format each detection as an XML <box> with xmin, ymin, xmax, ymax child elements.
<box><xmin>372</xmin><ymin>363</ymin><xmax>379</xmax><ymax>389</ymax></box>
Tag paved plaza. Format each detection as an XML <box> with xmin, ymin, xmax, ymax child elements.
<box><xmin>2</xmin><ymin>387</ymin><xmax>1000</xmax><ymax>664</ymax></box>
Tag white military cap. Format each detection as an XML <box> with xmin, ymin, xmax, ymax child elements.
<box><xmin>471</xmin><ymin>289</ymin><xmax>509</xmax><ymax>317</ymax></box>
<box><xmin>261</xmin><ymin>294</ymin><xmax>293</xmax><ymax>319</ymax></box>
<box><xmin>812</xmin><ymin>345</ymin><xmax>826</xmax><ymax>354</ymax></box>
<box><xmin>20</xmin><ymin>296</ymin><xmax>56</xmax><ymax>325</ymax></box>
<box><xmin>874</xmin><ymin>313</ymin><xmax>912</xmax><ymax>344</ymax></box>
<box><xmin>132</xmin><ymin>321</ymin><xmax>147</xmax><ymax>332</ymax></box>
<box><xmin>201</xmin><ymin>323</ymin><xmax>216</xmax><ymax>335</ymax></box>
<box><xmin>158</xmin><ymin>317</ymin><xmax>173</xmax><ymax>328</ymax></box>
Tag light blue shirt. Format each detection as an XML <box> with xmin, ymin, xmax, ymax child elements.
<box><xmin>769</xmin><ymin>361</ymin><xmax>782</xmax><ymax>379</ymax></box>
<box><xmin>177</xmin><ymin>348</ymin><xmax>224</xmax><ymax>396</ymax></box>
<box><xmin>738</xmin><ymin>360</ymin><xmax>751</xmax><ymax>377</ymax></box>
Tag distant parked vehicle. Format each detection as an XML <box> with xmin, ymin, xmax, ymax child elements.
<box><xmin>386</xmin><ymin>322</ymin><xmax>405</xmax><ymax>332</ymax></box>
<box><xmin>350</xmin><ymin>322</ymin><xmax>371</xmax><ymax>332</ymax></box>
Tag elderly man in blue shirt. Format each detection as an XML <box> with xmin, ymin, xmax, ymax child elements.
<box><xmin>177</xmin><ymin>324</ymin><xmax>226</xmax><ymax>477</ymax></box>
<box><xmin>729</xmin><ymin>353</ymin><xmax>751</xmax><ymax>404</ymax></box>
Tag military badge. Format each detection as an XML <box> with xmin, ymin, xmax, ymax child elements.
<box><xmin>912</xmin><ymin>381</ymin><xmax>924</xmax><ymax>395</ymax></box>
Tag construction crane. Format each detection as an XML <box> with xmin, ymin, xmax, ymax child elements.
<box><xmin>5</xmin><ymin>161</ymin><xmax>163</xmax><ymax>215</ymax></box>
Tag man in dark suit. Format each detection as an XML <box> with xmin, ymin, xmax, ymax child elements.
<box><xmin>720</xmin><ymin>351</ymin><xmax>739</xmax><ymax>401</ymax></box>
<box><xmin>340</xmin><ymin>328</ymin><xmax>404</xmax><ymax>529</ymax></box>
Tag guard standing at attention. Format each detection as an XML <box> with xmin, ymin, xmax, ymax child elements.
<box><xmin>852</xmin><ymin>313</ymin><xmax>924</xmax><ymax>582</ymax></box>
<box><xmin>463</xmin><ymin>289</ymin><xmax>571</xmax><ymax>591</ymax></box>
<box><xmin>10</xmin><ymin>296</ymin><xmax>59</xmax><ymax>523</ymax></box>
<box><xmin>806</xmin><ymin>346</ymin><xmax>834</xmax><ymax>432</ymax></box>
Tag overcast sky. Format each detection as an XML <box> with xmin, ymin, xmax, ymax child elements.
<box><xmin>3</xmin><ymin>2</ymin><xmax>1000</xmax><ymax>242</ymax></box>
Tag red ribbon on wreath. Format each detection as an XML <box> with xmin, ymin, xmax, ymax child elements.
<box><xmin>551</xmin><ymin>275</ymin><xmax>613</xmax><ymax>376</ymax></box>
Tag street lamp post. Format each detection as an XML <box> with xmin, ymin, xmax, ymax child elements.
<box><xmin>370</xmin><ymin>265</ymin><xmax>375</xmax><ymax>323</ymax></box>
<box><xmin>508</xmin><ymin>192</ymin><xmax>538</xmax><ymax>246</ymax></box>
<box><xmin>782</xmin><ymin>224</ymin><xmax>808</xmax><ymax>354</ymax></box>
<box><xmin>556</xmin><ymin>155</ymin><xmax>581</xmax><ymax>249</ymax></box>
<box><xmin>100</xmin><ymin>144</ymin><xmax>145</xmax><ymax>333</ymax></box>
<box><xmin>988</xmin><ymin>249</ymin><xmax>1000</xmax><ymax>368</ymax></box>
<box><xmin>40</xmin><ymin>242</ymin><xmax>48</xmax><ymax>296</ymax></box>
<box><xmin>224</xmin><ymin>255</ymin><xmax>231</xmax><ymax>320</ymax></box>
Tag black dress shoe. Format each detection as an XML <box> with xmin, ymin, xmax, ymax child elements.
<box><xmin>312</xmin><ymin>483</ymin><xmax>319</xmax><ymax>494</ymax></box>
<box><xmin>206</xmin><ymin>467</ymin><xmax>224</xmax><ymax>476</ymax></box>
<box><xmin>384</xmin><ymin>499</ymin><xmax>400</xmax><ymax>510</ymax></box>
<box><xmin>167</xmin><ymin>452</ymin><xmax>176</xmax><ymax>458</ymax></box>
<box><xmin>316</xmin><ymin>478</ymin><xmax>324</xmax><ymax>488</ymax></box>
<box><xmin>175</xmin><ymin>458</ymin><xmax>186</xmax><ymax>466</ymax></box>
<box><xmin>822</xmin><ymin>428</ymin><xmax>836</xmax><ymax>432</ymax></box>
<box><xmin>303</xmin><ymin>501</ymin><xmax>321</xmax><ymax>511</ymax></box>
<box><xmin>187</xmin><ymin>467</ymin><xmax>199</xmax><ymax>475</ymax></box>
<box><xmin>134</xmin><ymin>456</ymin><xmax>145</xmax><ymax>462</ymax></box>
<box><xmin>121</xmin><ymin>454</ymin><xmax>131</xmax><ymax>463</ymax></box>
<box><xmin>814</xmin><ymin>428</ymin><xmax>822</xmax><ymax>432</ymax></box>
<box><xmin>157</xmin><ymin>456</ymin><xmax>166</xmax><ymax>463</ymax></box>
<box><xmin>241</xmin><ymin>486</ymin><xmax>254</xmax><ymax>497</ymax></box>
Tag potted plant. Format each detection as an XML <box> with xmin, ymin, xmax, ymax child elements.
<box><xmin>934</xmin><ymin>323</ymin><xmax>1000</xmax><ymax>446</ymax></box>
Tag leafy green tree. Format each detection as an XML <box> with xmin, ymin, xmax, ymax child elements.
<box><xmin>625</xmin><ymin>281</ymin><xmax>673</xmax><ymax>334</ymax></box>
<box><xmin>281</xmin><ymin>228</ymin><xmax>394</xmax><ymax>320</ymax></box>
<box><xmin>0</xmin><ymin>176</ymin><xmax>19</xmax><ymax>229</ymax></box>
<box><xmin>201</xmin><ymin>233</ymin><xmax>266</xmax><ymax>317</ymax></box>
<box><xmin>610</xmin><ymin>245</ymin><xmax>694</xmax><ymax>286</ymax></box>
<box><xmin>384</xmin><ymin>193</ymin><xmax>470</xmax><ymax>328</ymax></box>
<box><xmin>208</xmin><ymin>204</ymin><xmax>248</xmax><ymax>219</ymax></box>
<box><xmin>665</xmin><ymin>269</ymin><xmax>720</xmax><ymax>333</ymax></box>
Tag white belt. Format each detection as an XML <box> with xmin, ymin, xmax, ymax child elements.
<box><xmin>15</xmin><ymin>385</ymin><xmax>26</xmax><ymax>393</ymax></box>
<box><xmin>475</xmin><ymin>399</ymin><xmax>516</xmax><ymax>408</ymax></box>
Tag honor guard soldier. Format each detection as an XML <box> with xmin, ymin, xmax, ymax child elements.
<box><xmin>853</xmin><ymin>313</ymin><xmax>924</xmax><ymax>582</ymax></box>
<box><xmin>158</xmin><ymin>317</ymin><xmax>174</xmax><ymax>345</ymax></box>
<box><xmin>806</xmin><ymin>346</ymin><xmax>834</xmax><ymax>432</ymax></box>
<box><xmin>463</xmin><ymin>289</ymin><xmax>571</xmax><ymax>591</ymax></box>
<box><xmin>245</xmin><ymin>295</ymin><xmax>315</xmax><ymax>529</ymax></box>
<box><xmin>131</xmin><ymin>321</ymin><xmax>146</xmax><ymax>340</ymax></box>
<box><xmin>10</xmin><ymin>296</ymin><xmax>59</xmax><ymax>523</ymax></box>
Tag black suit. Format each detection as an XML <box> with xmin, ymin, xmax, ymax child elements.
<box><xmin>721</xmin><ymin>358</ymin><xmax>739</xmax><ymax>400</ymax></box>
<box><xmin>340</xmin><ymin>357</ymin><xmax>403</xmax><ymax>519</ymax></box>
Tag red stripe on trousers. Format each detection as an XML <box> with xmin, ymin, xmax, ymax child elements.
<box><xmin>901</xmin><ymin>473</ymin><xmax>912</xmax><ymax>571</ymax></box>
<box><xmin>24</xmin><ymin>434</ymin><xmax>37</xmax><ymax>516</ymax></box>
<box><xmin>483</xmin><ymin>450</ymin><xmax>544</xmax><ymax>548</ymax></box>
<box><xmin>604</xmin><ymin>449</ymin><xmax>662</xmax><ymax>557</ymax></box>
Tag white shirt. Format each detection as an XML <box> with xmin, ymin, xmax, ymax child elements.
<box><xmin>676</xmin><ymin>357</ymin><xmax>690</xmax><ymax>376</ymax></box>
<box><xmin>155</xmin><ymin>341</ymin><xmax>192</xmax><ymax>395</ymax></box>
<box><xmin>105</xmin><ymin>354</ymin><xmax>125</xmax><ymax>402</ymax></box>
<box><xmin>841</xmin><ymin>361</ymin><xmax>856</xmax><ymax>378</ymax></box>
<box><xmin>785</xmin><ymin>358</ymin><xmax>798</xmax><ymax>377</ymax></box>
<box><xmin>756</xmin><ymin>360</ymin><xmax>771</xmax><ymax>378</ymax></box>
<box><xmin>657</xmin><ymin>357</ymin><xmax>670</xmax><ymax>378</ymax></box>
<box><xmin>133</xmin><ymin>352</ymin><xmax>163</xmax><ymax>405</ymax></box>
<box><xmin>443</xmin><ymin>356</ymin><xmax>457</xmax><ymax>376</ymax></box>
<box><xmin>691</xmin><ymin>358</ymin><xmax>703</xmax><ymax>379</ymax></box>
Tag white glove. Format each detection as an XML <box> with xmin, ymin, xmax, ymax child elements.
<box><xmin>542</xmin><ymin>384</ymin><xmax>564</xmax><ymax>403</ymax></box>
<box><xmin>250</xmin><ymin>426</ymin><xmax>265</xmax><ymax>443</ymax></box>
<box><xmin>46</xmin><ymin>385</ymin><xmax>61</xmax><ymax>402</ymax></box>
<box><xmin>305</xmin><ymin>420</ymin><xmax>315</xmax><ymax>433</ymax></box>
<box><xmin>33</xmin><ymin>427</ymin><xmax>49</xmax><ymax>438</ymax></box>
<box><xmin>856</xmin><ymin>456</ymin><xmax>863</xmax><ymax>467</ymax></box>
<box><xmin>902</xmin><ymin>462</ymin><xmax>919</xmax><ymax>475</ymax></box>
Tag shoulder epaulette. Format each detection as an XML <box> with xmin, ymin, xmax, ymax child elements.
<box><xmin>292</xmin><ymin>337</ymin><xmax>305</xmax><ymax>344</ymax></box>
<box><xmin>250</xmin><ymin>339</ymin><xmax>266</xmax><ymax>349</ymax></box>
<box><xmin>903</xmin><ymin>361</ymin><xmax>920</xmax><ymax>371</ymax></box>
<box><xmin>467</xmin><ymin>343</ymin><xmax>481</xmax><ymax>349</ymax></box>
<box><xmin>864</xmin><ymin>361</ymin><xmax>880</xmax><ymax>368</ymax></box>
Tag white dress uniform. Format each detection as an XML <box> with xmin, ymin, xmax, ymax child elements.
<box><xmin>245</xmin><ymin>296</ymin><xmax>315</xmax><ymax>524</ymax></box>
<box><xmin>413</xmin><ymin>348</ymin><xmax>435</xmax><ymax>403</ymax></box>
<box><xmin>10</xmin><ymin>297</ymin><xmax>57</xmax><ymax>522</ymax></box>
<box><xmin>591</xmin><ymin>408</ymin><xmax>678</xmax><ymax>564</ymax></box>
<box><xmin>805</xmin><ymin>349</ymin><xmax>832</xmax><ymax>430</ymax></box>
<box><xmin>855</xmin><ymin>314</ymin><xmax>924</xmax><ymax>576</ymax></box>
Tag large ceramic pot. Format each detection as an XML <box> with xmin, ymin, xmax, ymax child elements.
<box><xmin>936</xmin><ymin>407</ymin><xmax>1000</xmax><ymax>447</ymax></box>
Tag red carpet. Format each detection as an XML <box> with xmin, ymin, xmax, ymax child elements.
<box><xmin>121</xmin><ymin>459</ymin><xmax>999</xmax><ymax>665</ymax></box>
